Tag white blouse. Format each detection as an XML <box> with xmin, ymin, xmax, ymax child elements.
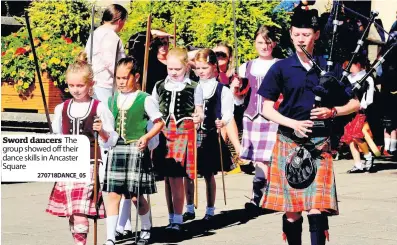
<box><xmin>348</xmin><ymin>70</ymin><xmax>375</xmax><ymax>109</ymax></box>
<box><xmin>52</xmin><ymin>100</ymin><xmax>118</xmax><ymax>149</ymax></box>
<box><xmin>85</xmin><ymin>25</ymin><xmax>126</xmax><ymax>89</ymax></box>
<box><xmin>199</xmin><ymin>77</ymin><xmax>234</xmax><ymax>125</ymax></box>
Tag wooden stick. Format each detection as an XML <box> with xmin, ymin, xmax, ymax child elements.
<box><xmin>93</xmin><ymin>129</ymin><xmax>99</xmax><ymax>245</ymax></box>
<box><xmin>173</xmin><ymin>19</ymin><xmax>177</xmax><ymax>47</ymax></box>
<box><xmin>217</xmin><ymin>120</ymin><xmax>227</xmax><ymax>205</ymax></box>
<box><xmin>194</xmin><ymin>126</ymin><xmax>198</xmax><ymax>209</ymax></box>
<box><xmin>142</xmin><ymin>14</ymin><xmax>152</xmax><ymax>92</ymax></box>
<box><xmin>24</xmin><ymin>12</ymin><xmax>52</xmax><ymax>133</ymax></box>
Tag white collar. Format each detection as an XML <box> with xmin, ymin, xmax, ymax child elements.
<box><xmin>165</xmin><ymin>76</ymin><xmax>191</xmax><ymax>85</ymax></box>
<box><xmin>348</xmin><ymin>70</ymin><xmax>366</xmax><ymax>84</ymax></box>
<box><xmin>199</xmin><ymin>77</ymin><xmax>217</xmax><ymax>84</ymax></box>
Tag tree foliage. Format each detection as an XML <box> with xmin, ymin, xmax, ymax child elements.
<box><xmin>120</xmin><ymin>0</ymin><xmax>291</xmax><ymax>64</ymax></box>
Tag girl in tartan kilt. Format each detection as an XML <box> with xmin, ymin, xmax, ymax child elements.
<box><xmin>258</xmin><ymin>8</ymin><xmax>360</xmax><ymax>245</ymax></box>
<box><xmin>341</xmin><ymin>54</ymin><xmax>376</xmax><ymax>173</ymax></box>
<box><xmin>233</xmin><ymin>25</ymin><xmax>282</xmax><ymax>214</ymax></box>
<box><xmin>151</xmin><ymin>47</ymin><xmax>204</xmax><ymax>234</ymax></box>
<box><xmin>183</xmin><ymin>48</ymin><xmax>234</xmax><ymax>223</ymax></box>
<box><xmin>46</xmin><ymin>52</ymin><xmax>117</xmax><ymax>245</ymax></box>
<box><xmin>102</xmin><ymin>57</ymin><xmax>164</xmax><ymax>245</ymax></box>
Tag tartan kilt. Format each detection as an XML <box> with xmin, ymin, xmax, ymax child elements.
<box><xmin>103</xmin><ymin>141</ymin><xmax>156</xmax><ymax>195</ymax></box>
<box><xmin>240</xmin><ymin>115</ymin><xmax>278</xmax><ymax>162</ymax></box>
<box><xmin>153</xmin><ymin>119</ymin><xmax>196</xmax><ymax>179</ymax></box>
<box><xmin>340</xmin><ymin>113</ymin><xmax>366</xmax><ymax>144</ymax></box>
<box><xmin>197</xmin><ymin>128</ymin><xmax>233</xmax><ymax>175</ymax></box>
<box><xmin>46</xmin><ymin>160</ymin><xmax>106</xmax><ymax>219</ymax></box>
<box><xmin>262</xmin><ymin>133</ymin><xmax>339</xmax><ymax>215</ymax></box>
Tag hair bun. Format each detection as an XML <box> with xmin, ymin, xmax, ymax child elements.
<box><xmin>76</xmin><ymin>51</ymin><xmax>88</xmax><ymax>64</ymax></box>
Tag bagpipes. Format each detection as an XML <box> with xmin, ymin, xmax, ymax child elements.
<box><xmin>299</xmin><ymin>1</ymin><xmax>396</xmax><ymax>155</ymax></box>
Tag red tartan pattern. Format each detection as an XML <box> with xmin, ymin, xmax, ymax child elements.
<box><xmin>163</xmin><ymin>118</ymin><xmax>196</xmax><ymax>180</ymax></box>
<box><xmin>46</xmin><ymin>162</ymin><xmax>105</xmax><ymax>219</ymax></box>
<box><xmin>340</xmin><ymin>113</ymin><xmax>366</xmax><ymax>144</ymax></box>
<box><xmin>262</xmin><ymin>134</ymin><xmax>339</xmax><ymax>215</ymax></box>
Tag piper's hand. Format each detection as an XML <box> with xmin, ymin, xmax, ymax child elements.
<box><xmin>215</xmin><ymin>119</ymin><xmax>225</xmax><ymax>129</ymax></box>
<box><xmin>192</xmin><ymin>112</ymin><xmax>201</xmax><ymax>124</ymax></box>
<box><xmin>137</xmin><ymin>136</ymin><xmax>149</xmax><ymax>152</ymax></box>
<box><xmin>310</xmin><ymin>107</ymin><xmax>332</xmax><ymax>120</ymax></box>
<box><xmin>93</xmin><ymin>118</ymin><xmax>103</xmax><ymax>133</ymax></box>
<box><xmin>291</xmin><ymin>120</ymin><xmax>314</xmax><ymax>138</ymax></box>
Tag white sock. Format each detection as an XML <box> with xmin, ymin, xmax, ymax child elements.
<box><xmin>169</xmin><ymin>213</ymin><xmax>174</xmax><ymax>224</ymax></box>
<box><xmin>116</xmin><ymin>198</ymin><xmax>131</xmax><ymax>233</ymax></box>
<box><xmin>354</xmin><ymin>162</ymin><xmax>364</xmax><ymax>169</ymax></box>
<box><xmin>384</xmin><ymin>138</ymin><xmax>391</xmax><ymax>151</ymax></box>
<box><xmin>206</xmin><ymin>206</ymin><xmax>215</xmax><ymax>216</ymax></box>
<box><xmin>106</xmin><ymin>215</ymin><xmax>119</xmax><ymax>242</ymax></box>
<box><xmin>390</xmin><ymin>139</ymin><xmax>397</xmax><ymax>151</ymax></box>
<box><xmin>139</xmin><ymin>211</ymin><xmax>151</xmax><ymax>239</ymax></box>
<box><xmin>124</xmin><ymin>216</ymin><xmax>132</xmax><ymax>231</ymax></box>
<box><xmin>173</xmin><ymin>214</ymin><xmax>183</xmax><ymax>224</ymax></box>
<box><xmin>364</xmin><ymin>153</ymin><xmax>372</xmax><ymax>160</ymax></box>
<box><xmin>186</xmin><ymin>204</ymin><xmax>195</xmax><ymax>214</ymax></box>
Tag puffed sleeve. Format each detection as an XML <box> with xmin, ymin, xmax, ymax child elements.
<box><xmin>194</xmin><ymin>84</ymin><xmax>204</xmax><ymax>106</ymax></box>
<box><xmin>220</xmin><ymin>86</ymin><xmax>235</xmax><ymax>125</ymax></box>
<box><xmin>97</xmin><ymin>102</ymin><xmax>119</xmax><ymax>148</ymax></box>
<box><xmin>51</xmin><ymin>103</ymin><xmax>64</xmax><ymax>134</ymax></box>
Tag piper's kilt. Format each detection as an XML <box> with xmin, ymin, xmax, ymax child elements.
<box><xmin>46</xmin><ymin>160</ymin><xmax>106</xmax><ymax>219</ymax></box>
<box><xmin>240</xmin><ymin>115</ymin><xmax>278</xmax><ymax>162</ymax></box>
<box><xmin>340</xmin><ymin>113</ymin><xmax>366</xmax><ymax>144</ymax></box>
<box><xmin>262</xmin><ymin>133</ymin><xmax>339</xmax><ymax>215</ymax></box>
<box><xmin>197</xmin><ymin>128</ymin><xmax>233</xmax><ymax>175</ymax></box>
<box><xmin>103</xmin><ymin>141</ymin><xmax>156</xmax><ymax>195</ymax></box>
<box><xmin>153</xmin><ymin>119</ymin><xmax>195</xmax><ymax>179</ymax></box>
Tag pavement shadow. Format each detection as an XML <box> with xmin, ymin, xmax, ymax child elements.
<box><xmin>371</xmin><ymin>161</ymin><xmax>397</xmax><ymax>173</ymax></box>
<box><xmin>131</xmin><ymin>208</ymin><xmax>277</xmax><ymax>244</ymax></box>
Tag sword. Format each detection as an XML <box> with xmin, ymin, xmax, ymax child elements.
<box><xmin>24</xmin><ymin>12</ymin><xmax>53</xmax><ymax>133</ymax></box>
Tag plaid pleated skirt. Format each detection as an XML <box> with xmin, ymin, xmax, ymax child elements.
<box><xmin>240</xmin><ymin>115</ymin><xmax>278</xmax><ymax>162</ymax></box>
<box><xmin>103</xmin><ymin>141</ymin><xmax>156</xmax><ymax>195</ymax></box>
<box><xmin>153</xmin><ymin>119</ymin><xmax>196</xmax><ymax>179</ymax></box>
<box><xmin>262</xmin><ymin>133</ymin><xmax>339</xmax><ymax>215</ymax></box>
<box><xmin>340</xmin><ymin>113</ymin><xmax>366</xmax><ymax>144</ymax></box>
<box><xmin>46</xmin><ymin>160</ymin><xmax>106</xmax><ymax>219</ymax></box>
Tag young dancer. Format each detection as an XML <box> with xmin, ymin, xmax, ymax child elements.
<box><xmin>236</xmin><ymin>25</ymin><xmax>280</xmax><ymax>213</ymax></box>
<box><xmin>183</xmin><ymin>48</ymin><xmax>234</xmax><ymax>223</ymax></box>
<box><xmin>152</xmin><ymin>47</ymin><xmax>203</xmax><ymax>233</ymax></box>
<box><xmin>46</xmin><ymin>52</ymin><xmax>117</xmax><ymax>245</ymax></box>
<box><xmin>341</xmin><ymin>54</ymin><xmax>376</xmax><ymax>173</ymax></box>
<box><xmin>102</xmin><ymin>57</ymin><xmax>164</xmax><ymax>245</ymax></box>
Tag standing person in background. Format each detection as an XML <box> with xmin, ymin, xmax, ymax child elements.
<box><xmin>85</xmin><ymin>4</ymin><xmax>127</xmax><ymax>103</ymax></box>
<box><xmin>235</xmin><ymin>25</ymin><xmax>281</xmax><ymax>214</ymax></box>
<box><xmin>213</xmin><ymin>42</ymin><xmax>244</xmax><ymax>174</ymax></box>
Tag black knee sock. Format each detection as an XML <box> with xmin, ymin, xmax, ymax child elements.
<box><xmin>252</xmin><ymin>177</ymin><xmax>266</xmax><ymax>206</ymax></box>
<box><xmin>308</xmin><ymin>214</ymin><xmax>329</xmax><ymax>245</ymax></box>
<box><xmin>282</xmin><ymin>214</ymin><xmax>303</xmax><ymax>245</ymax></box>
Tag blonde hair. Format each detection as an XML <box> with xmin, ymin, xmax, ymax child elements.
<box><xmin>167</xmin><ymin>47</ymin><xmax>189</xmax><ymax>66</ymax></box>
<box><xmin>66</xmin><ymin>51</ymin><xmax>94</xmax><ymax>86</ymax></box>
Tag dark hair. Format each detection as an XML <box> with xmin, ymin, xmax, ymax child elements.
<box><xmin>254</xmin><ymin>25</ymin><xmax>278</xmax><ymax>43</ymax></box>
<box><xmin>214</xmin><ymin>41</ymin><xmax>234</xmax><ymax>77</ymax></box>
<box><xmin>116</xmin><ymin>56</ymin><xmax>141</xmax><ymax>75</ymax></box>
<box><xmin>101</xmin><ymin>4</ymin><xmax>127</xmax><ymax>25</ymax></box>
